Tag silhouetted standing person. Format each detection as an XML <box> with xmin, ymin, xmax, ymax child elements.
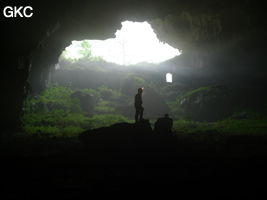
<box><xmin>135</xmin><ymin>88</ymin><xmax>144</xmax><ymax>123</ymax></box>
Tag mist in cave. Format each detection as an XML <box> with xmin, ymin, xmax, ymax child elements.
<box><xmin>1</xmin><ymin>0</ymin><xmax>267</xmax><ymax>195</ymax></box>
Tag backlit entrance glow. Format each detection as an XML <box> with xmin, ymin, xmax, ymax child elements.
<box><xmin>166</xmin><ymin>73</ymin><xmax>173</xmax><ymax>83</ymax></box>
<box><xmin>63</xmin><ymin>21</ymin><xmax>181</xmax><ymax>65</ymax></box>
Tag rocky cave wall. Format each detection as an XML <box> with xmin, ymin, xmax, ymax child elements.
<box><xmin>1</xmin><ymin>0</ymin><xmax>265</xmax><ymax>134</ymax></box>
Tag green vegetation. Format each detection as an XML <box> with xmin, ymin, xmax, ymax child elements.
<box><xmin>79</xmin><ymin>40</ymin><xmax>92</xmax><ymax>59</ymax></box>
<box><xmin>179</xmin><ymin>86</ymin><xmax>211</xmax><ymax>99</ymax></box>
<box><xmin>166</xmin><ymin>86</ymin><xmax>212</xmax><ymax>119</ymax></box>
<box><xmin>22</xmin><ymin>86</ymin><xmax>132</xmax><ymax>137</ymax></box>
<box><xmin>23</xmin><ymin>110</ymin><xmax>90</xmax><ymax>137</ymax></box>
<box><xmin>173</xmin><ymin>118</ymin><xmax>267</xmax><ymax>135</ymax></box>
<box><xmin>60</xmin><ymin>40</ymin><xmax>103</xmax><ymax>63</ymax></box>
<box><xmin>23</xmin><ymin>82</ymin><xmax>267</xmax><ymax>138</ymax></box>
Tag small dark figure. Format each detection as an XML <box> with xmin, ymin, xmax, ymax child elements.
<box><xmin>134</xmin><ymin>88</ymin><xmax>144</xmax><ymax>123</ymax></box>
<box><xmin>154</xmin><ymin>114</ymin><xmax>173</xmax><ymax>136</ymax></box>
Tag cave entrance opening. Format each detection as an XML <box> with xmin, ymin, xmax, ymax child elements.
<box><xmin>166</xmin><ymin>73</ymin><xmax>173</xmax><ymax>83</ymax></box>
<box><xmin>60</xmin><ymin>21</ymin><xmax>180</xmax><ymax>66</ymax></box>
<box><xmin>23</xmin><ymin>20</ymin><xmax>182</xmax><ymax>137</ymax></box>
<box><xmin>52</xmin><ymin>20</ymin><xmax>181</xmax><ymax>93</ymax></box>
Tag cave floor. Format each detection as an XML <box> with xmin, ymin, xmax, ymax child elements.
<box><xmin>1</xmin><ymin>135</ymin><xmax>267</xmax><ymax>197</ymax></box>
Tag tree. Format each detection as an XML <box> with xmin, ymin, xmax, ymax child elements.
<box><xmin>79</xmin><ymin>40</ymin><xmax>92</xmax><ymax>59</ymax></box>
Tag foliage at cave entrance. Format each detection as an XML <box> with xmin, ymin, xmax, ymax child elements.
<box><xmin>59</xmin><ymin>21</ymin><xmax>181</xmax><ymax>66</ymax></box>
<box><xmin>23</xmin><ymin>82</ymin><xmax>267</xmax><ymax>137</ymax></box>
<box><xmin>60</xmin><ymin>40</ymin><xmax>103</xmax><ymax>63</ymax></box>
<box><xmin>23</xmin><ymin>86</ymin><xmax>132</xmax><ymax>137</ymax></box>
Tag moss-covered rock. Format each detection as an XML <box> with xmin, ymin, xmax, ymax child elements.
<box><xmin>173</xmin><ymin>86</ymin><xmax>233</xmax><ymax>121</ymax></box>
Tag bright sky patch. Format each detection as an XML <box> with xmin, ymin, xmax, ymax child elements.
<box><xmin>63</xmin><ymin>21</ymin><xmax>181</xmax><ymax>65</ymax></box>
<box><xmin>166</xmin><ymin>73</ymin><xmax>173</xmax><ymax>83</ymax></box>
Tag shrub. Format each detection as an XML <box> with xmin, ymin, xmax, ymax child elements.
<box><xmin>22</xmin><ymin>86</ymin><xmax>134</xmax><ymax>137</ymax></box>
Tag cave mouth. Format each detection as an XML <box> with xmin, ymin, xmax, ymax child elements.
<box><xmin>60</xmin><ymin>20</ymin><xmax>181</xmax><ymax>66</ymax></box>
<box><xmin>23</xmin><ymin>21</ymin><xmax>182</xmax><ymax>138</ymax></box>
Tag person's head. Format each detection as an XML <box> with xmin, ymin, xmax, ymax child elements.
<box><xmin>138</xmin><ymin>88</ymin><xmax>143</xmax><ymax>93</ymax></box>
<box><xmin>164</xmin><ymin>114</ymin><xmax>169</xmax><ymax>118</ymax></box>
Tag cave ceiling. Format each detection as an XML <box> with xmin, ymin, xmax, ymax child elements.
<box><xmin>2</xmin><ymin>0</ymin><xmax>265</xmax><ymax>54</ymax></box>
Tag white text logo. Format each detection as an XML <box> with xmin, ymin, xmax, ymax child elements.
<box><xmin>3</xmin><ymin>6</ymin><xmax>33</xmax><ymax>18</ymax></box>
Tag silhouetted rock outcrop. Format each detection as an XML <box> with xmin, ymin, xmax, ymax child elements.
<box><xmin>154</xmin><ymin>114</ymin><xmax>173</xmax><ymax>136</ymax></box>
<box><xmin>79</xmin><ymin>120</ymin><xmax>153</xmax><ymax>156</ymax></box>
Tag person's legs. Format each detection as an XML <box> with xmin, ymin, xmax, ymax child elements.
<box><xmin>139</xmin><ymin>107</ymin><xmax>144</xmax><ymax>121</ymax></box>
<box><xmin>135</xmin><ymin>106</ymin><xmax>144</xmax><ymax>123</ymax></box>
<box><xmin>135</xmin><ymin>107</ymin><xmax>139</xmax><ymax>123</ymax></box>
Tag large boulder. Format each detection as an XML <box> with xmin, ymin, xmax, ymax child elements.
<box><xmin>71</xmin><ymin>91</ymin><xmax>96</xmax><ymax>113</ymax></box>
<box><xmin>174</xmin><ymin>85</ymin><xmax>267</xmax><ymax>121</ymax></box>
<box><xmin>175</xmin><ymin>86</ymin><xmax>233</xmax><ymax>121</ymax></box>
<box><xmin>79</xmin><ymin>120</ymin><xmax>153</xmax><ymax>155</ymax></box>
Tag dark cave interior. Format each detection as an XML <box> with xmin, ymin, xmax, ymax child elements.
<box><xmin>2</xmin><ymin>0</ymin><xmax>267</xmax><ymax>132</ymax></box>
<box><xmin>1</xmin><ymin>0</ymin><xmax>267</xmax><ymax>195</ymax></box>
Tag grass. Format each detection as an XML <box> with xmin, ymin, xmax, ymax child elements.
<box><xmin>22</xmin><ymin>85</ymin><xmax>267</xmax><ymax>138</ymax></box>
<box><xmin>22</xmin><ymin>85</ymin><xmax>134</xmax><ymax>137</ymax></box>
<box><xmin>23</xmin><ymin>113</ymin><xmax>133</xmax><ymax>137</ymax></box>
<box><xmin>173</xmin><ymin>118</ymin><xmax>267</xmax><ymax>135</ymax></box>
